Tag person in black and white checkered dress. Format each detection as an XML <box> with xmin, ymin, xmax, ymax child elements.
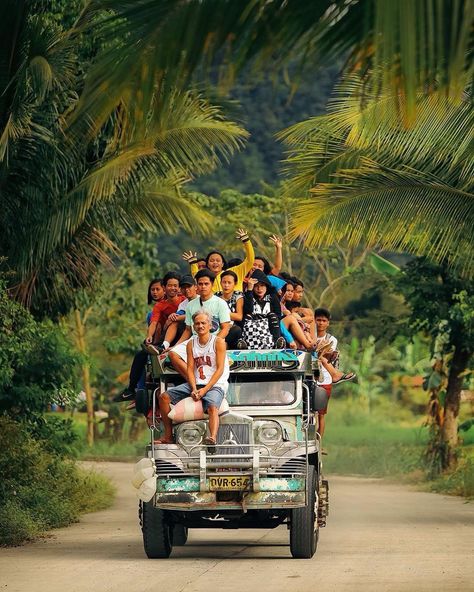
<box><xmin>240</xmin><ymin>269</ymin><xmax>285</xmax><ymax>350</ymax></box>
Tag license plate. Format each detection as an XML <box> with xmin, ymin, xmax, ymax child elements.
<box><xmin>209</xmin><ymin>476</ymin><xmax>251</xmax><ymax>491</ymax></box>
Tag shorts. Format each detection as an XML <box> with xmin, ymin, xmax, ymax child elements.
<box><xmin>317</xmin><ymin>383</ymin><xmax>332</xmax><ymax>416</ymax></box>
<box><xmin>170</xmin><ymin>338</ymin><xmax>190</xmax><ymax>362</ymax></box>
<box><xmin>166</xmin><ymin>382</ymin><xmax>225</xmax><ymax>412</ymax></box>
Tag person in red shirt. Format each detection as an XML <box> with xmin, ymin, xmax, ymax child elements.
<box><xmin>114</xmin><ymin>272</ymin><xmax>184</xmax><ymax>404</ymax></box>
<box><xmin>146</xmin><ymin>272</ymin><xmax>184</xmax><ymax>344</ymax></box>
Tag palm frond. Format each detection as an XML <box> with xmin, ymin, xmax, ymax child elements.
<box><xmin>290</xmin><ymin>161</ymin><xmax>474</xmax><ymax>276</ymax></box>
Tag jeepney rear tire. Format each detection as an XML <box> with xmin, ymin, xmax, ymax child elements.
<box><xmin>172</xmin><ymin>524</ymin><xmax>188</xmax><ymax>546</ymax></box>
<box><xmin>289</xmin><ymin>464</ymin><xmax>318</xmax><ymax>559</ymax></box>
<box><xmin>141</xmin><ymin>501</ymin><xmax>172</xmax><ymax>558</ymax></box>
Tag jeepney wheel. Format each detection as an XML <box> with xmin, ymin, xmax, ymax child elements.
<box><xmin>140</xmin><ymin>501</ymin><xmax>172</xmax><ymax>558</ymax></box>
<box><xmin>289</xmin><ymin>464</ymin><xmax>319</xmax><ymax>559</ymax></box>
<box><xmin>172</xmin><ymin>524</ymin><xmax>188</xmax><ymax>546</ymax></box>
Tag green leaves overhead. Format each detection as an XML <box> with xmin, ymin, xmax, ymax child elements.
<box><xmin>72</xmin><ymin>0</ymin><xmax>473</xmax><ymax>130</ymax></box>
<box><xmin>280</xmin><ymin>79</ymin><xmax>474</xmax><ymax>276</ymax></box>
<box><xmin>0</xmin><ymin>2</ymin><xmax>247</xmax><ymax>315</ymax></box>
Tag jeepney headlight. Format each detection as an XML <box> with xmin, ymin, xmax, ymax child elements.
<box><xmin>255</xmin><ymin>421</ymin><xmax>282</xmax><ymax>445</ymax></box>
<box><xmin>176</xmin><ymin>422</ymin><xmax>205</xmax><ymax>446</ymax></box>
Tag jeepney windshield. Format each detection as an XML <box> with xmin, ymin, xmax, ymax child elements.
<box><xmin>226</xmin><ymin>373</ymin><xmax>296</xmax><ymax>406</ymax></box>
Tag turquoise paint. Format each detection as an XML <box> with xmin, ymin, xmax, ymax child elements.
<box><xmin>156</xmin><ymin>476</ymin><xmax>305</xmax><ymax>492</ymax></box>
<box><xmin>228</xmin><ymin>350</ymin><xmax>300</xmax><ymax>363</ymax></box>
<box><xmin>296</xmin><ymin>416</ymin><xmax>303</xmax><ymax>440</ymax></box>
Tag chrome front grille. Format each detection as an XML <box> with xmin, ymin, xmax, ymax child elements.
<box><xmin>217</xmin><ymin>423</ymin><xmax>251</xmax><ymax>455</ymax></box>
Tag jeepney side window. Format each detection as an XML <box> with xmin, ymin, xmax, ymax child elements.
<box><xmin>226</xmin><ymin>373</ymin><xmax>296</xmax><ymax>406</ymax></box>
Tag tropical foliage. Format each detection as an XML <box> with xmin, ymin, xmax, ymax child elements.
<box><xmin>397</xmin><ymin>258</ymin><xmax>474</xmax><ymax>470</ymax></box>
<box><xmin>0</xmin><ymin>1</ymin><xmax>247</xmax><ymax>315</ymax></box>
<box><xmin>279</xmin><ymin>79</ymin><xmax>474</xmax><ymax>276</ymax></box>
<box><xmin>74</xmin><ymin>0</ymin><xmax>473</xmax><ymax>127</ymax></box>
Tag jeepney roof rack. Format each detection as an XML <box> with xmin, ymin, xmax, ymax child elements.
<box><xmin>144</xmin><ymin>345</ymin><xmax>316</xmax><ymax>377</ymax></box>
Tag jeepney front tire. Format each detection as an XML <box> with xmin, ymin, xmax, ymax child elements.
<box><xmin>172</xmin><ymin>524</ymin><xmax>188</xmax><ymax>546</ymax></box>
<box><xmin>141</xmin><ymin>501</ymin><xmax>172</xmax><ymax>558</ymax></box>
<box><xmin>289</xmin><ymin>464</ymin><xmax>318</xmax><ymax>559</ymax></box>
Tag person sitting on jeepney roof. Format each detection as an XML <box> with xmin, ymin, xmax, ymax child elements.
<box><xmin>145</xmin><ymin>272</ymin><xmax>184</xmax><ymax>346</ymax></box>
<box><xmin>182</xmin><ymin>227</ymin><xmax>254</xmax><ymax>292</ymax></box>
<box><xmin>216</xmin><ymin>269</ymin><xmax>243</xmax><ymax>349</ymax></box>
<box><xmin>155</xmin><ymin>309</ymin><xmax>230</xmax><ymax>447</ymax></box>
<box><xmin>168</xmin><ymin>269</ymin><xmax>231</xmax><ymax>378</ymax></box>
<box><xmin>290</xmin><ymin>277</ymin><xmax>316</xmax><ymax>339</ymax></box>
<box><xmin>238</xmin><ymin>269</ymin><xmax>286</xmax><ymax>350</ymax></box>
<box><xmin>113</xmin><ymin>276</ymin><xmax>171</xmax><ymax>404</ymax></box>
<box><xmin>160</xmin><ymin>274</ymin><xmax>198</xmax><ymax>350</ymax></box>
<box><xmin>280</xmin><ymin>303</ymin><xmax>316</xmax><ymax>350</ymax></box>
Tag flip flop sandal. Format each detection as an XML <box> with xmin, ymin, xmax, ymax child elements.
<box><xmin>332</xmin><ymin>372</ymin><xmax>356</xmax><ymax>385</ymax></box>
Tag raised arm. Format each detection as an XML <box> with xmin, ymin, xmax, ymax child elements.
<box><xmin>269</xmin><ymin>235</ymin><xmax>283</xmax><ymax>276</ymax></box>
<box><xmin>228</xmin><ymin>228</ymin><xmax>255</xmax><ymax>289</ymax></box>
<box><xmin>182</xmin><ymin>250</ymin><xmax>199</xmax><ymax>277</ymax></box>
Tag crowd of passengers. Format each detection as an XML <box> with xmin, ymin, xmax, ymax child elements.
<box><xmin>116</xmin><ymin>228</ymin><xmax>355</xmax><ymax>433</ymax></box>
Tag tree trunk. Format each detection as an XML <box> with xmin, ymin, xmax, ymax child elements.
<box><xmin>74</xmin><ymin>309</ymin><xmax>94</xmax><ymax>446</ymax></box>
<box><xmin>441</xmin><ymin>345</ymin><xmax>470</xmax><ymax>469</ymax></box>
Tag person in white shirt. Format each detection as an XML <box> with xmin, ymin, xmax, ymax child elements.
<box><xmin>156</xmin><ymin>309</ymin><xmax>229</xmax><ymax>446</ymax></box>
<box><xmin>315</xmin><ymin>307</ymin><xmax>356</xmax><ymax>437</ymax></box>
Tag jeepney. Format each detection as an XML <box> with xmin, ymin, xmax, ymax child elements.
<box><xmin>132</xmin><ymin>347</ymin><xmax>329</xmax><ymax>559</ymax></box>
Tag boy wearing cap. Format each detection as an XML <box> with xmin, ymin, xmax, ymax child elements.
<box><xmin>160</xmin><ymin>274</ymin><xmax>198</xmax><ymax>349</ymax></box>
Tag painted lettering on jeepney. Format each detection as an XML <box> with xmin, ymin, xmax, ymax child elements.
<box><xmin>227</xmin><ymin>349</ymin><xmax>302</xmax><ymax>370</ymax></box>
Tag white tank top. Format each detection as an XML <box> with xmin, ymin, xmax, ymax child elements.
<box><xmin>192</xmin><ymin>334</ymin><xmax>229</xmax><ymax>390</ymax></box>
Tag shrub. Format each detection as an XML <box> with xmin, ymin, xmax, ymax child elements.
<box><xmin>0</xmin><ymin>417</ymin><xmax>115</xmax><ymax>546</ymax></box>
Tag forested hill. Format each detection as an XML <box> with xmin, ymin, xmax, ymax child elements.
<box><xmin>193</xmin><ymin>66</ymin><xmax>339</xmax><ymax>194</ymax></box>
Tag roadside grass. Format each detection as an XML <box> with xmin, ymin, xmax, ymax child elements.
<box><xmin>323</xmin><ymin>399</ymin><xmax>428</xmax><ymax>477</ymax></box>
<box><xmin>71</xmin><ymin>412</ymin><xmax>149</xmax><ymax>460</ymax></box>
<box><xmin>0</xmin><ymin>417</ymin><xmax>116</xmax><ymax>546</ymax></box>
<box><xmin>323</xmin><ymin>398</ymin><xmax>474</xmax><ymax>498</ymax></box>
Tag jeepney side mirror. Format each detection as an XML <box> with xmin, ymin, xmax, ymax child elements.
<box><xmin>309</xmin><ymin>382</ymin><xmax>329</xmax><ymax>412</ymax></box>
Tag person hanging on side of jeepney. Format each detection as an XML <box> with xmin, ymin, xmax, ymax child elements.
<box><xmin>182</xmin><ymin>227</ymin><xmax>255</xmax><ymax>292</ymax></box>
<box><xmin>159</xmin><ymin>274</ymin><xmax>198</xmax><ymax>351</ymax></box>
<box><xmin>114</xmin><ymin>272</ymin><xmax>183</xmax><ymax>404</ymax></box>
<box><xmin>243</xmin><ymin>234</ymin><xmax>287</xmax><ymax>293</ymax></box>
<box><xmin>215</xmin><ymin>269</ymin><xmax>244</xmax><ymax>349</ymax></box>
<box><xmin>168</xmin><ymin>269</ymin><xmax>231</xmax><ymax>378</ymax></box>
<box><xmin>314</xmin><ymin>307</ymin><xmax>356</xmax><ymax>438</ymax></box>
<box><xmin>289</xmin><ymin>277</ymin><xmax>316</xmax><ymax>339</ymax></box>
<box><xmin>155</xmin><ymin>309</ymin><xmax>230</xmax><ymax>446</ymax></box>
<box><xmin>237</xmin><ymin>269</ymin><xmax>286</xmax><ymax>350</ymax></box>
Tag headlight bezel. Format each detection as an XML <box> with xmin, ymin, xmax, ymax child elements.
<box><xmin>254</xmin><ymin>420</ymin><xmax>283</xmax><ymax>446</ymax></box>
<box><xmin>176</xmin><ymin>421</ymin><xmax>206</xmax><ymax>447</ymax></box>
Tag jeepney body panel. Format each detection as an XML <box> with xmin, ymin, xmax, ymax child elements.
<box><xmin>146</xmin><ymin>349</ymin><xmax>320</xmax><ymax>511</ymax></box>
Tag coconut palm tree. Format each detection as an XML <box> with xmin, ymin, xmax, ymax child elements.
<box><xmin>0</xmin><ymin>1</ymin><xmax>247</xmax><ymax>314</ymax></box>
<box><xmin>72</xmin><ymin>0</ymin><xmax>473</xmax><ymax>133</ymax></box>
<box><xmin>278</xmin><ymin>77</ymin><xmax>474</xmax><ymax>276</ymax></box>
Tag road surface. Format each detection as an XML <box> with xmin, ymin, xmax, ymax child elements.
<box><xmin>1</xmin><ymin>462</ymin><xmax>473</xmax><ymax>592</ymax></box>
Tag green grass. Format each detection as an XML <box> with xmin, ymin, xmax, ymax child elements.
<box><xmin>323</xmin><ymin>398</ymin><xmax>474</xmax><ymax>497</ymax></box>
<box><xmin>71</xmin><ymin>412</ymin><xmax>150</xmax><ymax>460</ymax></box>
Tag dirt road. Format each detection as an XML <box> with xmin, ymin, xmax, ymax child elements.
<box><xmin>1</xmin><ymin>462</ymin><xmax>473</xmax><ymax>592</ymax></box>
